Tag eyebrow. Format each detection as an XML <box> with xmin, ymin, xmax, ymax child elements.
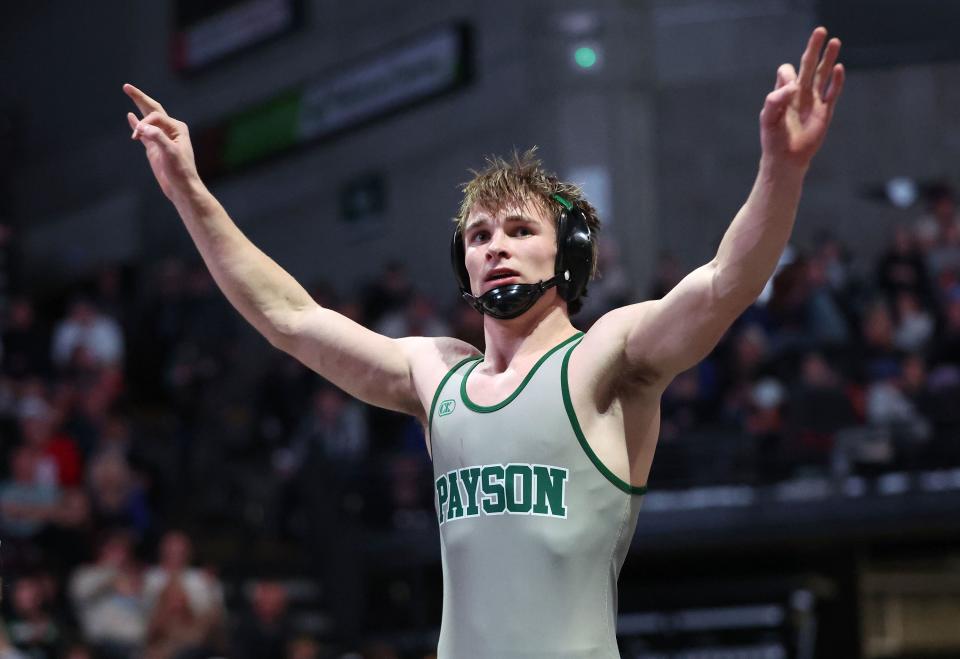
<box><xmin>464</xmin><ymin>214</ymin><xmax>540</xmax><ymax>233</ymax></box>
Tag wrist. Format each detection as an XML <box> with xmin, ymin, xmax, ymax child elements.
<box><xmin>759</xmin><ymin>154</ymin><xmax>810</xmax><ymax>180</ymax></box>
<box><xmin>172</xmin><ymin>176</ymin><xmax>215</xmax><ymax>216</ymax></box>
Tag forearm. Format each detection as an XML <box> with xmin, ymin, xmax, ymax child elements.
<box><xmin>712</xmin><ymin>156</ymin><xmax>808</xmax><ymax>305</ymax></box>
<box><xmin>170</xmin><ymin>180</ymin><xmax>317</xmax><ymax>344</ymax></box>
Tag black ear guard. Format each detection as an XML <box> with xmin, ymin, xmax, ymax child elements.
<box><xmin>450</xmin><ymin>194</ymin><xmax>593</xmax><ymax>315</ymax></box>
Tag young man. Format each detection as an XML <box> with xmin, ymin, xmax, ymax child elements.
<box><xmin>125</xmin><ymin>26</ymin><xmax>844</xmax><ymax>658</ymax></box>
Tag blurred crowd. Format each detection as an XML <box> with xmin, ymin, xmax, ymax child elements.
<box><xmin>1</xmin><ymin>185</ymin><xmax>959</xmax><ymax>658</ymax></box>
<box><xmin>654</xmin><ymin>185</ymin><xmax>960</xmax><ymax>484</ymax></box>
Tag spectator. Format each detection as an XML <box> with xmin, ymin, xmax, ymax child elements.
<box><xmin>877</xmin><ymin>225</ymin><xmax>932</xmax><ymax>307</ymax></box>
<box><xmin>143</xmin><ymin>579</ymin><xmax>220</xmax><ymax>659</ymax></box>
<box><xmin>926</xmin><ymin>223</ymin><xmax>960</xmax><ymax>279</ymax></box>
<box><xmin>858</xmin><ymin>301</ymin><xmax>903</xmax><ymax>383</ymax></box>
<box><xmin>914</xmin><ymin>184</ymin><xmax>959</xmax><ymax>252</ymax></box>
<box><xmin>1</xmin><ymin>298</ymin><xmax>50</xmax><ymax>379</ymax></box>
<box><xmin>5</xmin><ymin>576</ymin><xmax>61</xmax><ymax>659</ymax></box>
<box><xmin>806</xmin><ymin>252</ymin><xmax>850</xmax><ymax>344</ymax></box>
<box><xmin>578</xmin><ymin>237</ymin><xmax>633</xmax><ymax>327</ymax></box>
<box><xmin>143</xmin><ymin>531</ymin><xmax>225</xmax><ymax>625</ymax></box>
<box><xmin>361</xmin><ymin>261</ymin><xmax>413</xmax><ymax>328</ymax></box>
<box><xmin>287</xmin><ymin>636</ymin><xmax>323</xmax><ymax>659</ymax></box>
<box><xmin>786</xmin><ymin>352</ymin><xmax>858</xmax><ymax>471</ymax></box>
<box><xmin>0</xmin><ymin>622</ymin><xmax>29</xmax><ymax>659</ymax></box>
<box><xmin>892</xmin><ymin>291</ymin><xmax>935</xmax><ymax>352</ymax></box>
<box><xmin>69</xmin><ymin>531</ymin><xmax>147</xmax><ymax>659</ymax></box>
<box><xmin>50</xmin><ymin>298</ymin><xmax>124</xmax><ymax>371</ymax></box>
<box><xmin>86</xmin><ymin>450</ymin><xmax>151</xmax><ymax>537</ymax></box>
<box><xmin>17</xmin><ymin>388</ymin><xmax>82</xmax><ymax>488</ymax></box>
<box><xmin>231</xmin><ymin>581</ymin><xmax>291</xmax><ymax>659</ymax></box>
<box><xmin>0</xmin><ymin>446</ymin><xmax>59</xmax><ymax>540</ymax></box>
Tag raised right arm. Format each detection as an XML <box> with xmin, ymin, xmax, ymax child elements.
<box><xmin>123</xmin><ymin>84</ymin><xmax>426</xmax><ymax>418</ymax></box>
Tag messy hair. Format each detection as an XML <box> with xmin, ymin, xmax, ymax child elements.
<box><xmin>454</xmin><ymin>148</ymin><xmax>602</xmax><ymax>314</ymax></box>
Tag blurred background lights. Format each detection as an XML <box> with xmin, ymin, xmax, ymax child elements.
<box><xmin>885</xmin><ymin>176</ymin><xmax>918</xmax><ymax>208</ymax></box>
<box><xmin>574</xmin><ymin>45</ymin><xmax>598</xmax><ymax>69</ymax></box>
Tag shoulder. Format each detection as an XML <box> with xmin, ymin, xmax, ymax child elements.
<box><xmin>396</xmin><ymin>336</ymin><xmax>481</xmax><ymax>424</ymax></box>
<box><xmin>396</xmin><ymin>335</ymin><xmax>481</xmax><ymax>371</ymax></box>
<box><xmin>572</xmin><ymin>302</ymin><xmax>663</xmax><ymax>406</ymax></box>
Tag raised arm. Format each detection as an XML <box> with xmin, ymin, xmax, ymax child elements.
<box><xmin>124</xmin><ymin>84</ymin><xmax>427</xmax><ymax>418</ymax></box>
<box><xmin>593</xmin><ymin>27</ymin><xmax>845</xmax><ymax>385</ymax></box>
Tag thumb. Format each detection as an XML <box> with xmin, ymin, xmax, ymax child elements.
<box><xmin>774</xmin><ymin>64</ymin><xmax>796</xmax><ymax>90</ymax></box>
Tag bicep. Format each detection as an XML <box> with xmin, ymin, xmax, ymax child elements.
<box><xmin>273</xmin><ymin>303</ymin><xmax>423</xmax><ymax>418</ymax></box>
<box><xmin>622</xmin><ymin>260</ymin><xmax>742</xmax><ymax>381</ymax></box>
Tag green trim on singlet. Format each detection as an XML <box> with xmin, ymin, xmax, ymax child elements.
<box><xmin>561</xmin><ymin>337</ymin><xmax>649</xmax><ymax>496</ymax></box>
<box><xmin>428</xmin><ymin>354</ymin><xmax>483</xmax><ymax>455</ymax></box>
<box><xmin>460</xmin><ymin>332</ymin><xmax>584</xmax><ymax>413</ymax></box>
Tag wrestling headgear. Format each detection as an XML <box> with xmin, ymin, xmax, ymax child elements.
<box><xmin>451</xmin><ymin>194</ymin><xmax>593</xmax><ymax>320</ymax></box>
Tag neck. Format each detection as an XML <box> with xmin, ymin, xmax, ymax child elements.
<box><xmin>480</xmin><ymin>296</ymin><xmax>577</xmax><ymax>372</ymax></box>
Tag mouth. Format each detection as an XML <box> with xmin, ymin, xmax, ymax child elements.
<box><xmin>482</xmin><ymin>269</ymin><xmax>521</xmax><ymax>292</ymax></box>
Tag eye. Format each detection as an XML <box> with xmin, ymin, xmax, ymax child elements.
<box><xmin>470</xmin><ymin>231</ymin><xmax>488</xmax><ymax>243</ymax></box>
<box><xmin>516</xmin><ymin>227</ymin><xmax>532</xmax><ymax>236</ymax></box>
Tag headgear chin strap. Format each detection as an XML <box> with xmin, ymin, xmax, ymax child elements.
<box><xmin>459</xmin><ymin>271</ymin><xmax>571</xmax><ymax>320</ymax></box>
<box><xmin>451</xmin><ymin>194</ymin><xmax>592</xmax><ymax>320</ymax></box>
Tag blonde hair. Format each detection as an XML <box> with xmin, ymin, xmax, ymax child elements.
<box><xmin>454</xmin><ymin>148</ymin><xmax>602</xmax><ymax>313</ymax></box>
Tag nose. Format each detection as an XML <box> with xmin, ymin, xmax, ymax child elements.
<box><xmin>485</xmin><ymin>228</ymin><xmax>510</xmax><ymax>259</ymax></box>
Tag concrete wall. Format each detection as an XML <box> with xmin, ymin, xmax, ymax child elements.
<box><xmin>3</xmin><ymin>0</ymin><xmax>959</xmax><ymax>304</ymax></box>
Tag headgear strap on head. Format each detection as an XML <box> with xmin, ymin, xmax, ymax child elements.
<box><xmin>450</xmin><ymin>193</ymin><xmax>593</xmax><ymax>320</ymax></box>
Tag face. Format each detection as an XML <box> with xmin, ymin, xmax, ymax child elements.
<box><xmin>160</xmin><ymin>531</ymin><xmax>192</xmax><ymax>569</ymax></box>
<box><xmin>462</xmin><ymin>200</ymin><xmax>558</xmax><ymax>299</ymax></box>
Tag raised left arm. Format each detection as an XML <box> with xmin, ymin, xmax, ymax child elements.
<box><xmin>591</xmin><ymin>27</ymin><xmax>845</xmax><ymax>386</ymax></box>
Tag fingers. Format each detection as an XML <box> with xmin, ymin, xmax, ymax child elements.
<box><xmin>775</xmin><ymin>63</ymin><xmax>797</xmax><ymax>90</ymax></box>
<box><xmin>123</xmin><ymin>83</ymin><xmax>166</xmax><ymax>118</ymax></box>
<box><xmin>760</xmin><ymin>81</ymin><xmax>797</xmax><ymax>126</ymax></box>
<box><xmin>796</xmin><ymin>27</ymin><xmax>827</xmax><ymax>93</ymax></box>
<box><xmin>126</xmin><ymin>112</ymin><xmax>176</xmax><ymax>153</ymax></box>
<box><xmin>814</xmin><ymin>38</ymin><xmax>842</xmax><ymax>98</ymax></box>
<box><xmin>823</xmin><ymin>63</ymin><xmax>845</xmax><ymax>104</ymax></box>
<box><xmin>129</xmin><ymin>111</ymin><xmax>183</xmax><ymax>140</ymax></box>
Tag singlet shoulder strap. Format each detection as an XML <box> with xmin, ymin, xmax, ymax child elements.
<box><xmin>428</xmin><ymin>353</ymin><xmax>482</xmax><ymax>432</ymax></box>
<box><xmin>561</xmin><ymin>335</ymin><xmax>649</xmax><ymax>496</ymax></box>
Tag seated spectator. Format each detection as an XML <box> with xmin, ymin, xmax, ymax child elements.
<box><xmin>926</xmin><ymin>224</ymin><xmax>960</xmax><ymax>279</ymax></box>
<box><xmin>287</xmin><ymin>636</ymin><xmax>323</xmax><ymax>659</ymax></box>
<box><xmin>0</xmin><ymin>620</ymin><xmax>29</xmax><ymax>659</ymax></box>
<box><xmin>892</xmin><ymin>291</ymin><xmax>935</xmax><ymax>352</ymax></box>
<box><xmin>914</xmin><ymin>184</ymin><xmax>960</xmax><ymax>253</ymax></box>
<box><xmin>743</xmin><ymin>377</ymin><xmax>787</xmax><ymax>480</ymax></box>
<box><xmin>858</xmin><ymin>301</ymin><xmax>904</xmax><ymax>382</ymax></box>
<box><xmin>51</xmin><ymin>297</ymin><xmax>124</xmax><ymax>371</ymax></box>
<box><xmin>143</xmin><ymin>531</ymin><xmax>225</xmax><ymax>626</ymax></box>
<box><xmin>877</xmin><ymin>225</ymin><xmax>932</xmax><ymax>307</ymax></box>
<box><xmin>0</xmin><ymin>446</ymin><xmax>59</xmax><ymax>540</ymax></box>
<box><xmin>143</xmin><ymin>579</ymin><xmax>220</xmax><ymax>659</ymax></box>
<box><xmin>786</xmin><ymin>352</ymin><xmax>859</xmax><ymax>471</ymax></box>
<box><xmin>4</xmin><ymin>576</ymin><xmax>61</xmax><ymax>659</ymax></box>
<box><xmin>1</xmin><ymin>297</ymin><xmax>50</xmax><ymax>379</ymax></box>
<box><xmin>87</xmin><ymin>450</ymin><xmax>151</xmax><ymax>537</ymax></box>
<box><xmin>807</xmin><ymin>251</ymin><xmax>850</xmax><ymax>344</ymax></box>
<box><xmin>61</xmin><ymin>644</ymin><xmax>94</xmax><ymax>659</ymax></box>
<box><xmin>17</xmin><ymin>386</ymin><xmax>82</xmax><ymax>488</ymax></box>
<box><xmin>69</xmin><ymin>531</ymin><xmax>147</xmax><ymax>659</ymax></box>
<box><xmin>231</xmin><ymin>581</ymin><xmax>291</xmax><ymax>659</ymax></box>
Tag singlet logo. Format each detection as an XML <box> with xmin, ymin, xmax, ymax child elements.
<box><xmin>435</xmin><ymin>463</ymin><xmax>568</xmax><ymax>525</ymax></box>
<box><xmin>438</xmin><ymin>399</ymin><xmax>456</xmax><ymax>416</ymax></box>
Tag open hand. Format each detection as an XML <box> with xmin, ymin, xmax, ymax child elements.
<box><xmin>124</xmin><ymin>83</ymin><xmax>201</xmax><ymax>202</ymax></box>
<box><xmin>760</xmin><ymin>27</ymin><xmax>845</xmax><ymax>169</ymax></box>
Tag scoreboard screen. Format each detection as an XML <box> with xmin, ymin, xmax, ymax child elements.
<box><xmin>171</xmin><ymin>0</ymin><xmax>303</xmax><ymax>73</ymax></box>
